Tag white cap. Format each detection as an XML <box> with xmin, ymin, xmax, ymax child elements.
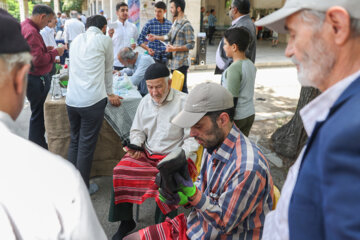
<box><xmin>255</xmin><ymin>0</ymin><xmax>360</xmax><ymax>33</ymax></box>
<box><xmin>172</xmin><ymin>82</ymin><xmax>234</xmax><ymax>128</ymax></box>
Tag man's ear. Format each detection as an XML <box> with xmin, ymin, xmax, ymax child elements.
<box><xmin>326</xmin><ymin>7</ymin><xmax>351</xmax><ymax>45</ymax></box>
<box><xmin>13</xmin><ymin>64</ymin><xmax>30</xmax><ymax>95</ymax></box>
<box><xmin>218</xmin><ymin>112</ymin><xmax>230</xmax><ymax>127</ymax></box>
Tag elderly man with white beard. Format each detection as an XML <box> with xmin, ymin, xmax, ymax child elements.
<box><xmin>109</xmin><ymin>63</ymin><xmax>199</xmax><ymax>240</ymax></box>
<box><xmin>256</xmin><ymin>0</ymin><xmax>360</xmax><ymax>239</ymax></box>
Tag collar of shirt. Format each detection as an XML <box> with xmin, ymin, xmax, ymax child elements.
<box><xmin>87</xmin><ymin>26</ymin><xmax>103</xmax><ymax>35</ymax></box>
<box><xmin>116</xmin><ymin>19</ymin><xmax>130</xmax><ymax>26</ymax></box>
<box><xmin>44</xmin><ymin>26</ymin><xmax>55</xmax><ymax>35</ymax></box>
<box><xmin>174</xmin><ymin>17</ymin><xmax>188</xmax><ymax>26</ymax></box>
<box><xmin>232</xmin><ymin>15</ymin><xmax>246</xmax><ymax>26</ymax></box>
<box><xmin>151</xmin><ymin>88</ymin><xmax>175</xmax><ymax>106</ymax></box>
<box><xmin>25</xmin><ymin>18</ymin><xmax>40</xmax><ymax>32</ymax></box>
<box><xmin>209</xmin><ymin>124</ymin><xmax>240</xmax><ymax>163</ymax></box>
<box><xmin>0</xmin><ymin>111</ymin><xmax>16</xmax><ymax>133</ymax></box>
<box><xmin>300</xmin><ymin>69</ymin><xmax>360</xmax><ymax>136</ymax></box>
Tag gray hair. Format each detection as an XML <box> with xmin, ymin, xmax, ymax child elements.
<box><xmin>70</xmin><ymin>11</ymin><xmax>78</xmax><ymax>18</ymax></box>
<box><xmin>119</xmin><ymin>47</ymin><xmax>136</xmax><ymax>61</ymax></box>
<box><xmin>300</xmin><ymin>9</ymin><xmax>360</xmax><ymax>37</ymax></box>
<box><xmin>0</xmin><ymin>52</ymin><xmax>32</xmax><ymax>84</ymax></box>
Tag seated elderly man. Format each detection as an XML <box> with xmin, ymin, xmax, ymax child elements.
<box><xmin>125</xmin><ymin>82</ymin><xmax>274</xmax><ymax>240</ymax></box>
<box><xmin>117</xmin><ymin>47</ymin><xmax>155</xmax><ymax>96</ymax></box>
<box><xmin>109</xmin><ymin>63</ymin><xmax>199</xmax><ymax>240</ymax></box>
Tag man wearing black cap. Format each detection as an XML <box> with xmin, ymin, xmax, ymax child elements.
<box><xmin>21</xmin><ymin>4</ymin><xmax>65</xmax><ymax>149</ymax></box>
<box><xmin>109</xmin><ymin>63</ymin><xmax>199</xmax><ymax>240</ymax></box>
<box><xmin>0</xmin><ymin>9</ymin><xmax>106</xmax><ymax>239</ymax></box>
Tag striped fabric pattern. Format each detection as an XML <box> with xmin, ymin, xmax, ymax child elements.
<box><xmin>186</xmin><ymin>124</ymin><xmax>274</xmax><ymax>239</ymax></box>
<box><xmin>139</xmin><ymin>213</ymin><xmax>188</xmax><ymax>240</ymax></box>
<box><xmin>113</xmin><ymin>151</ymin><xmax>197</xmax><ymax>214</ymax></box>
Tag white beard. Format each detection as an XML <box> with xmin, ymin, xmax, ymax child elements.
<box><xmin>292</xmin><ymin>35</ymin><xmax>336</xmax><ymax>89</ymax></box>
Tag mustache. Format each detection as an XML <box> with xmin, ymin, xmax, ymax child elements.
<box><xmin>291</xmin><ymin>56</ymin><xmax>299</xmax><ymax>65</ymax></box>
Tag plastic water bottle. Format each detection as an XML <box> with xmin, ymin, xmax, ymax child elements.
<box><xmin>51</xmin><ymin>74</ymin><xmax>62</xmax><ymax>100</ymax></box>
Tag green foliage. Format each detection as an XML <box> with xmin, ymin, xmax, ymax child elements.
<box><xmin>62</xmin><ymin>0</ymin><xmax>83</xmax><ymax>12</ymax></box>
<box><xmin>6</xmin><ymin>0</ymin><xmax>39</xmax><ymax>22</ymax></box>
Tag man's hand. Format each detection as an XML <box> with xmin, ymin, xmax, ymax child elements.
<box><xmin>159</xmin><ymin>188</ymin><xmax>188</xmax><ymax>206</ymax></box>
<box><xmin>108</xmin><ymin>28</ymin><xmax>115</xmax><ymax>38</ymax></box>
<box><xmin>46</xmin><ymin>46</ymin><xmax>54</xmax><ymax>51</ymax></box>
<box><xmin>128</xmin><ymin>149</ymin><xmax>144</xmax><ymax>159</ymax></box>
<box><xmin>113</xmin><ymin>70</ymin><xmax>121</xmax><ymax>76</ymax></box>
<box><xmin>56</xmin><ymin>46</ymin><xmax>65</xmax><ymax>56</ymax></box>
<box><xmin>108</xmin><ymin>94</ymin><xmax>122</xmax><ymax>107</ymax></box>
<box><xmin>166</xmin><ymin>44</ymin><xmax>176</xmax><ymax>53</ymax></box>
<box><xmin>147</xmin><ymin>48</ymin><xmax>155</xmax><ymax>56</ymax></box>
<box><xmin>174</xmin><ymin>172</ymin><xmax>196</xmax><ymax>198</ymax></box>
<box><xmin>147</xmin><ymin>34</ymin><xmax>156</xmax><ymax>42</ymax></box>
<box><xmin>131</xmin><ymin>43</ymin><xmax>136</xmax><ymax>50</ymax></box>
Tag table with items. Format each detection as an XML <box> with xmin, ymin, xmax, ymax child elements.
<box><xmin>44</xmin><ymin>73</ymin><xmax>142</xmax><ymax>176</ymax></box>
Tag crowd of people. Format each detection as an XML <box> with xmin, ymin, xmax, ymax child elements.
<box><xmin>1</xmin><ymin>0</ymin><xmax>360</xmax><ymax>239</ymax></box>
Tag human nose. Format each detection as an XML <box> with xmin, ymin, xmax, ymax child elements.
<box><xmin>285</xmin><ymin>41</ymin><xmax>294</xmax><ymax>58</ymax></box>
<box><xmin>190</xmin><ymin>128</ymin><xmax>197</xmax><ymax>137</ymax></box>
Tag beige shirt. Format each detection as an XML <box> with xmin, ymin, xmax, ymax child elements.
<box><xmin>130</xmin><ymin>88</ymin><xmax>199</xmax><ymax>160</ymax></box>
<box><xmin>0</xmin><ymin>111</ymin><xmax>106</xmax><ymax>240</ymax></box>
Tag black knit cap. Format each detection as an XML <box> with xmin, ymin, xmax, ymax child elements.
<box><xmin>144</xmin><ymin>63</ymin><xmax>170</xmax><ymax>80</ymax></box>
<box><xmin>0</xmin><ymin>8</ymin><xmax>30</xmax><ymax>54</ymax></box>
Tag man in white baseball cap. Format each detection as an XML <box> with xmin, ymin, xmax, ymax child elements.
<box><xmin>256</xmin><ymin>1</ymin><xmax>360</xmax><ymax>239</ymax></box>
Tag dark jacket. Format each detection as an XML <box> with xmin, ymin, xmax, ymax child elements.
<box><xmin>289</xmin><ymin>76</ymin><xmax>360</xmax><ymax>240</ymax></box>
<box><xmin>215</xmin><ymin>15</ymin><xmax>256</xmax><ymax>74</ymax></box>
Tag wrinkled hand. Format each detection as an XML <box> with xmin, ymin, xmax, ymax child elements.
<box><xmin>159</xmin><ymin>188</ymin><xmax>188</xmax><ymax>206</ymax></box>
<box><xmin>147</xmin><ymin>34</ymin><xmax>156</xmax><ymax>42</ymax></box>
<box><xmin>128</xmin><ymin>149</ymin><xmax>144</xmax><ymax>159</ymax></box>
<box><xmin>148</xmin><ymin>48</ymin><xmax>155</xmax><ymax>56</ymax></box>
<box><xmin>174</xmin><ymin>172</ymin><xmax>196</xmax><ymax>198</ymax></box>
<box><xmin>108</xmin><ymin>94</ymin><xmax>122</xmax><ymax>107</ymax></box>
<box><xmin>166</xmin><ymin>44</ymin><xmax>176</xmax><ymax>53</ymax></box>
<box><xmin>108</xmin><ymin>28</ymin><xmax>115</xmax><ymax>38</ymax></box>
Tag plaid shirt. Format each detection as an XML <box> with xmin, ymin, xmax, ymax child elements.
<box><xmin>138</xmin><ymin>18</ymin><xmax>172</xmax><ymax>62</ymax></box>
<box><xmin>166</xmin><ymin>17</ymin><xmax>194</xmax><ymax>70</ymax></box>
<box><xmin>187</xmin><ymin>125</ymin><xmax>274</xmax><ymax>239</ymax></box>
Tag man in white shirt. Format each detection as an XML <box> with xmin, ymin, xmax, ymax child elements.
<box><xmin>108</xmin><ymin>2</ymin><xmax>139</xmax><ymax>71</ymax></box>
<box><xmin>66</xmin><ymin>15</ymin><xmax>122</xmax><ymax>191</ymax></box>
<box><xmin>40</xmin><ymin>15</ymin><xmax>60</xmax><ymax>68</ymax></box>
<box><xmin>109</xmin><ymin>63</ymin><xmax>199</xmax><ymax>240</ymax></box>
<box><xmin>64</xmin><ymin>10</ymin><xmax>85</xmax><ymax>50</ymax></box>
<box><xmin>256</xmin><ymin>0</ymin><xmax>360</xmax><ymax>239</ymax></box>
<box><xmin>0</xmin><ymin>9</ymin><xmax>106</xmax><ymax>240</ymax></box>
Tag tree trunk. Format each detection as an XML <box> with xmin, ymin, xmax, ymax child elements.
<box><xmin>271</xmin><ymin>87</ymin><xmax>320</xmax><ymax>160</ymax></box>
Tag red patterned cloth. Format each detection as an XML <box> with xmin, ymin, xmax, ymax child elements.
<box><xmin>138</xmin><ymin>213</ymin><xmax>188</xmax><ymax>240</ymax></box>
<box><xmin>113</xmin><ymin>151</ymin><xmax>197</xmax><ymax>214</ymax></box>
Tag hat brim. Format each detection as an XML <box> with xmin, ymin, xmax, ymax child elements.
<box><xmin>255</xmin><ymin>7</ymin><xmax>302</xmax><ymax>34</ymax></box>
<box><xmin>171</xmin><ymin>110</ymin><xmax>206</xmax><ymax>128</ymax></box>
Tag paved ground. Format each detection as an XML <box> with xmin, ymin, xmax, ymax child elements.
<box><xmin>14</xmin><ymin>42</ymin><xmax>299</xmax><ymax>238</ymax></box>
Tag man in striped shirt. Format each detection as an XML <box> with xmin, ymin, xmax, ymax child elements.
<box><xmin>125</xmin><ymin>83</ymin><xmax>274</xmax><ymax>240</ymax></box>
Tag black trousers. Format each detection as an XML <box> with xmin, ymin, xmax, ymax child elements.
<box><xmin>172</xmin><ymin>65</ymin><xmax>189</xmax><ymax>93</ymax></box>
<box><xmin>208</xmin><ymin>26</ymin><xmax>216</xmax><ymax>44</ymax></box>
<box><xmin>26</xmin><ymin>74</ymin><xmax>51</xmax><ymax>149</ymax></box>
<box><xmin>66</xmin><ymin>98</ymin><xmax>107</xmax><ymax>187</ymax></box>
